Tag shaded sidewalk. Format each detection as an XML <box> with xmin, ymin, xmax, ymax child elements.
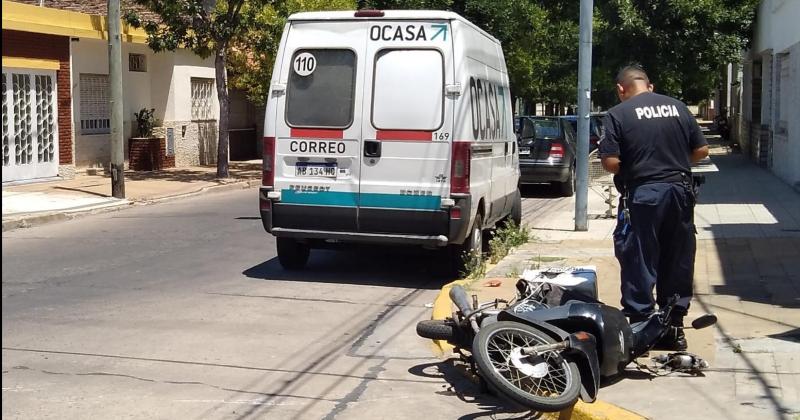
<box><xmin>476</xmin><ymin>141</ymin><xmax>800</xmax><ymax>419</ymax></box>
<box><xmin>2</xmin><ymin>161</ymin><xmax>261</xmax><ymax>231</ymax></box>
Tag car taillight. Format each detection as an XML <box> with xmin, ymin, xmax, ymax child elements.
<box><xmin>262</xmin><ymin>136</ymin><xmax>275</xmax><ymax>186</ymax></box>
<box><xmin>450</xmin><ymin>141</ymin><xmax>471</xmax><ymax>194</ymax></box>
<box><xmin>549</xmin><ymin>142</ymin><xmax>564</xmax><ymax>159</ymax></box>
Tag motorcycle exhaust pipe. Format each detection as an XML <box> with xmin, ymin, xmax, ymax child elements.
<box><xmin>449</xmin><ymin>285</ymin><xmax>474</xmax><ymax>316</ymax></box>
<box><xmin>449</xmin><ymin>285</ymin><xmax>481</xmax><ymax>333</ymax></box>
<box><xmin>522</xmin><ymin>341</ymin><xmax>569</xmax><ymax>356</ymax></box>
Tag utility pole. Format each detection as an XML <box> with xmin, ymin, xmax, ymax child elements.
<box><xmin>574</xmin><ymin>0</ymin><xmax>593</xmax><ymax>231</ymax></box>
<box><xmin>108</xmin><ymin>0</ymin><xmax>125</xmax><ymax>198</ymax></box>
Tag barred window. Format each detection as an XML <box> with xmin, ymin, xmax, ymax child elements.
<box><xmin>79</xmin><ymin>74</ymin><xmax>110</xmax><ymax>135</ymax></box>
<box><xmin>129</xmin><ymin>53</ymin><xmax>147</xmax><ymax>72</ymax></box>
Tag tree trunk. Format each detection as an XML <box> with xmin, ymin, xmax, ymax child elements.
<box><xmin>214</xmin><ymin>47</ymin><xmax>230</xmax><ymax>178</ymax></box>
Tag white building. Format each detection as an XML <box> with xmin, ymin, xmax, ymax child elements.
<box><xmin>736</xmin><ymin>0</ymin><xmax>800</xmax><ymax>189</ymax></box>
<box><xmin>2</xmin><ymin>0</ymin><xmax>220</xmax><ymax>184</ymax></box>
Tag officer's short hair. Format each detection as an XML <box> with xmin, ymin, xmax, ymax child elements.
<box><xmin>616</xmin><ymin>64</ymin><xmax>650</xmax><ymax>86</ymax></box>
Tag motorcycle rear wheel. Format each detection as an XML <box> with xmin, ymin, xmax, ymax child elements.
<box><xmin>473</xmin><ymin>321</ymin><xmax>581</xmax><ymax>412</ymax></box>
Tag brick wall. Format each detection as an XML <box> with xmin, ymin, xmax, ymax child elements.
<box><xmin>129</xmin><ymin>138</ymin><xmax>175</xmax><ymax>171</ymax></box>
<box><xmin>2</xmin><ymin>29</ymin><xmax>73</xmax><ymax>165</ymax></box>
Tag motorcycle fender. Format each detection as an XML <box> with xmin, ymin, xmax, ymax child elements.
<box><xmin>566</xmin><ymin>333</ymin><xmax>601</xmax><ymax>403</ymax></box>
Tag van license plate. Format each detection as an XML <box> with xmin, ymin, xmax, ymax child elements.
<box><xmin>295</xmin><ymin>163</ymin><xmax>337</xmax><ymax>177</ymax></box>
<box><xmin>519</xmin><ymin>147</ymin><xmax>530</xmax><ymax>156</ymax></box>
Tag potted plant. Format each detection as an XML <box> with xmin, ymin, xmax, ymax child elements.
<box><xmin>134</xmin><ymin>107</ymin><xmax>157</xmax><ymax>138</ymax></box>
<box><xmin>129</xmin><ymin>108</ymin><xmax>167</xmax><ymax>170</ymax></box>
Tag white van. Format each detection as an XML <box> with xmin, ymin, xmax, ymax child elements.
<box><xmin>259</xmin><ymin>10</ymin><xmax>521</xmax><ymax>270</ymax></box>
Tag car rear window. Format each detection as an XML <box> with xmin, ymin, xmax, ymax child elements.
<box><xmin>533</xmin><ymin>120</ymin><xmax>560</xmax><ymax>138</ymax></box>
<box><xmin>286</xmin><ymin>49</ymin><xmax>356</xmax><ymax>128</ymax></box>
<box><xmin>372</xmin><ymin>49</ymin><xmax>443</xmax><ymax>130</ymax></box>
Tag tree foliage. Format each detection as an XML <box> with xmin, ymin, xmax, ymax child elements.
<box><xmin>594</xmin><ymin>0</ymin><xmax>759</xmax><ymax>106</ymax></box>
<box><xmin>129</xmin><ymin>0</ymin><xmax>761</xmax><ymax>124</ymax></box>
<box><xmin>363</xmin><ymin>0</ymin><xmax>758</xmax><ymax>108</ymax></box>
<box><xmin>228</xmin><ymin>0</ymin><xmax>357</xmax><ymax>105</ymax></box>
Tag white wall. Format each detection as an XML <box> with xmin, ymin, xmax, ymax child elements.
<box><xmin>71</xmin><ymin>39</ymin><xmax>216</xmax><ymax>167</ymax></box>
<box><xmin>170</xmin><ymin>49</ymin><xmax>218</xmax><ymax>122</ymax></box>
<box><xmin>753</xmin><ymin>0</ymin><xmax>800</xmax><ymax>55</ymax></box>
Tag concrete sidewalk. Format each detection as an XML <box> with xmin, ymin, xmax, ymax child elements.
<box><xmin>471</xmin><ymin>142</ymin><xmax>800</xmax><ymax>419</ymax></box>
<box><xmin>2</xmin><ymin>161</ymin><xmax>261</xmax><ymax>231</ymax></box>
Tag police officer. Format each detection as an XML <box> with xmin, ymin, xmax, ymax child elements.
<box><xmin>599</xmin><ymin>65</ymin><xmax>709</xmax><ymax>351</ymax></box>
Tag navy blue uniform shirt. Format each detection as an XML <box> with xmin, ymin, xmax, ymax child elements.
<box><xmin>598</xmin><ymin>92</ymin><xmax>707</xmax><ymax>187</ymax></box>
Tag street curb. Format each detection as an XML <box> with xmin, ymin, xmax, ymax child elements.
<box><xmin>2</xmin><ymin>178</ymin><xmax>260</xmax><ymax>232</ymax></box>
<box><xmin>427</xmin><ymin>280</ymin><xmax>646</xmax><ymax>420</ymax></box>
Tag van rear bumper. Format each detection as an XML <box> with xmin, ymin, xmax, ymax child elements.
<box><xmin>271</xmin><ymin>227</ymin><xmax>449</xmax><ymax>247</ymax></box>
<box><xmin>259</xmin><ymin>190</ymin><xmax>472</xmax><ymax>246</ymax></box>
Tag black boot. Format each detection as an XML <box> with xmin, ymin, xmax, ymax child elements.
<box><xmin>653</xmin><ymin>317</ymin><xmax>688</xmax><ymax>351</ymax></box>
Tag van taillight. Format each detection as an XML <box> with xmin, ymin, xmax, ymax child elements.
<box><xmin>354</xmin><ymin>9</ymin><xmax>384</xmax><ymax>17</ymax></box>
<box><xmin>450</xmin><ymin>141</ymin><xmax>471</xmax><ymax>194</ymax></box>
<box><xmin>263</xmin><ymin>136</ymin><xmax>276</xmax><ymax>186</ymax></box>
<box><xmin>549</xmin><ymin>142</ymin><xmax>564</xmax><ymax>159</ymax></box>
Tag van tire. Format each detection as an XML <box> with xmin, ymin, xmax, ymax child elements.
<box><xmin>449</xmin><ymin>214</ymin><xmax>483</xmax><ymax>277</ymax></box>
<box><xmin>277</xmin><ymin>238</ymin><xmax>310</xmax><ymax>270</ymax></box>
<box><xmin>511</xmin><ymin>188</ymin><xmax>522</xmax><ymax>226</ymax></box>
<box><xmin>556</xmin><ymin>165</ymin><xmax>575</xmax><ymax>197</ymax></box>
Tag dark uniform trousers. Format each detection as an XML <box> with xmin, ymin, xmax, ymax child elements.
<box><xmin>613</xmin><ymin>181</ymin><xmax>696</xmax><ymax>321</ymax></box>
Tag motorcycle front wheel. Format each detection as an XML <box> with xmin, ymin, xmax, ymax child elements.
<box><xmin>473</xmin><ymin>321</ymin><xmax>581</xmax><ymax>412</ymax></box>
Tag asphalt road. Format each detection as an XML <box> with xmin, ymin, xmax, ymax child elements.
<box><xmin>2</xmin><ymin>186</ymin><xmax>563</xmax><ymax>419</ymax></box>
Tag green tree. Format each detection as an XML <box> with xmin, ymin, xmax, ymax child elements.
<box><xmin>228</xmin><ymin>0</ymin><xmax>357</xmax><ymax>105</ymax></box>
<box><xmin>595</xmin><ymin>0</ymin><xmax>759</xmax><ymax>106</ymax></box>
<box><xmin>125</xmin><ymin>0</ymin><xmax>268</xmax><ymax>178</ymax></box>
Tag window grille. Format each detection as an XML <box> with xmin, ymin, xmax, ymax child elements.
<box><xmin>13</xmin><ymin>73</ymin><xmax>33</xmax><ymax>165</ymax></box>
<box><xmin>129</xmin><ymin>53</ymin><xmax>147</xmax><ymax>72</ymax></box>
<box><xmin>80</xmin><ymin>74</ymin><xmax>110</xmax><ymax>134</ymax></box>
<box><xmin>2</xmin><ymin>73</ymin><xmax>8</xmax><ymax>167</ymax></box>
<box><xmin>35</xmin><ymin>75</ymin><xmax>55</xmax><ymax>163</ymax></box>
<box><xmin>191</xmin><ymin>78</ymin><xmax>214</xmax><ymax>121</ymax></box>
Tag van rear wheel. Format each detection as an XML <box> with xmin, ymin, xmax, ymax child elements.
<box><xmin>276</xmin><ymin>238</ymin><xmax>310</xmax><ymax>270</ymax></box>
<box><xmin>449</xmin><ymin>214</ymin><xmax>483</xmax><ymax>277</ymax></box>
<box><xmin>511</xmin><ymin>188</ymin><xmax>522</xmax><ymax>226</ymax></box>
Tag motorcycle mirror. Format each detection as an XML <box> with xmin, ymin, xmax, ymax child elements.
<box><xmin>690</xmin><ymin>314</ymin><xmax>718</xmax><ymax>329</ymax></box>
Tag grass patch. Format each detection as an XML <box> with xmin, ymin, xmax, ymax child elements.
<box><xmin>506</xmin><ymin>265</ymin><xmax>522</xmax><ymax>279</ymax></box>
<box><xmin>488</xmin><ymin>220</ymin><xmax>531</xmax><ymax>264</ymax></box>
<box><xmin>460</xmin><ymin>220</ymin><xmax>532</xmax><ymax>280</ymax></box>
<box><xmin>459</xmin><ymin>250</ymin><xmax>487</xmax><ymax>281</ymax></box>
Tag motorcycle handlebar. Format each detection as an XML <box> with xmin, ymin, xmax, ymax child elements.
<box><xmin>449</xmin><ymin>285</ymin><xmax>474</xmax><ymax>316</ymax></box>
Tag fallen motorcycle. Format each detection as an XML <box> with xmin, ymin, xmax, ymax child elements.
<box><xmin>417</xmin><ymin>267</ymin><xmax>717</xmax><ymax>412</ymax></box>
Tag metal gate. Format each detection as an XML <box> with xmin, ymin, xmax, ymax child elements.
<box><xmin>191</xmin><ymin>78</ymin><xmax>217</xmax><ymax>165</ymax></box>
<box><xmin>2</xmin><ymin>68</ymin><xmax>59</xmax><ymax>182</ymax></box>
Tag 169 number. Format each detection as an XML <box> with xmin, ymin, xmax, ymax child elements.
<box><xmin>434</xmin><ymin>132</ymin><xmax>450</xmax><ymax>141</ymax></box>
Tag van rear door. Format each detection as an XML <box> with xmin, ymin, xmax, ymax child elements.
<box><xmin>272</xmin><ymin>21</ymin><xmax>365</xmax><ymax>232</ymax></box>
<box><xmin>358</xmin><ymin>21</ymin><xmax>454</xmax><ymax>235</ymax></box>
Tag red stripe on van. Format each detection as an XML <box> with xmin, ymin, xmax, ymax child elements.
<box><xmin>376</xmin><ymin>130</ymin><xmax>432</xmax><ymax>141</ymax></box>
<box><xmin>290</xmin><ymin>128</ymin><xmax>344</xmax><ymax>139</ymax></box>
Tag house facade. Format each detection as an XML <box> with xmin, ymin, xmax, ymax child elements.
<box><xmin>732</xmin><ymin>0</ymin><xmax>800</xmax><ymax>189</ymax></box>
<box><xmin>2</xmin><ymin>0</ymin><xmax>220</xmax><ymax>184</ymax></box>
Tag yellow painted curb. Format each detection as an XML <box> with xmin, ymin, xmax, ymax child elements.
<box><xmin>429</xmin><ymin>279</ymin><xmax>473</xmax><ymax>356</ymax></box>
<box><xmin>563</xmin><ymin>400</ymin><xmax>646</xmax><ymax>420</ymax></box>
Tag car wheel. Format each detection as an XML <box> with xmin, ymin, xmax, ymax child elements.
<box><xmin>557</xmin><ymin>165</ymin><xmax>575</xmax><ymax>197</ymax></box>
